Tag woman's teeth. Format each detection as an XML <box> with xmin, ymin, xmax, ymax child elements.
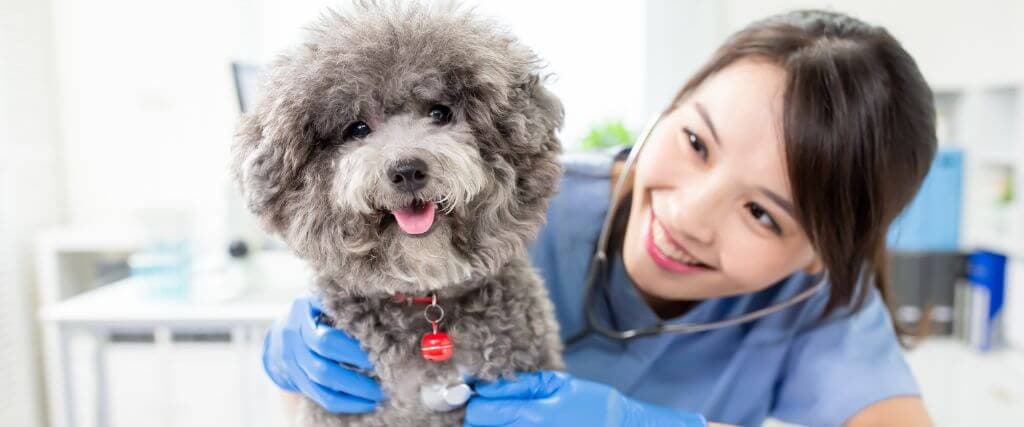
<box><xmin>652</xmin><ymin>220</ymin><xmax>706</xmax><ymax>266</ymax></box>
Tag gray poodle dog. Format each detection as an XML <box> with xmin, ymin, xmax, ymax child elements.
<box><xmin>231</xmin><ymin>1</ymin><xmax>565</xmax><ymax>425</ymax></box>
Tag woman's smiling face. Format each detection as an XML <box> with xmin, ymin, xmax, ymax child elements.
<box><xmin>622</xmin><ymin>58</ymin><xmax>821</xmax><ymax>305</ymax></box>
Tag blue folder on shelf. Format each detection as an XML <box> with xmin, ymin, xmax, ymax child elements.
<box><xmin>887</xmin><ymin>148</ymin><xmax>963</xmax><ymax>251</ymax></box>
<box><xmin>965</xmin><ymin>250</ymin><xmax>1007</xmax><ymax>351</ymax></box>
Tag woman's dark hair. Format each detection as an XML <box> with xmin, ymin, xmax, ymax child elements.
<box><xmin>615</xmin><ymin>10</ymin><xmax>937</xmax><ymax>329</ymax></box>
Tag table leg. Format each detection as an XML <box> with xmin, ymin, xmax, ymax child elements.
<box><xmin>154</xmin><ymin>327</ymin><xmax>173</xmax><ymax>427</ymax></box>
<box><xmin>93</xmin><ymin>329</ymin><xmax>109</xmax><ymax>427</ymax></box>
<box><xmin>232</xmin><ymin>326</ymin><xmax>251</xmax><ymax>427</ymax></box>
<box><xmin>58</xmin><ymin>325</ymin><xmax>76</xmax><ymax>427</ymax></box>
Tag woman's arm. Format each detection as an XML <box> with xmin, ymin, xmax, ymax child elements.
<box><xmin>846</xmin><ymin>396</ymin><xmax>931</xmax><ymax>427</ymax></box>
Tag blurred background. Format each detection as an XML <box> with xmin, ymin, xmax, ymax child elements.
<box><xmin>2</xmin><ymin>0</ymin><xmax>1022</xmax><ymax>426</ymax></box>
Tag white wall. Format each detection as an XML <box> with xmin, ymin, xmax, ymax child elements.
<box><xmin>472</xmin><ymin>1</ymin><xmax>648</xmax><ymax>142</ymax></box>
<box><xmin>50</xmin><ymin>0</ymin><xmax>250</xmax><ymax>258</ymax></box>
<box><xmin>720</xmin><ymin>0</ymin><xmax>1024</xmax><ymax>89</ymax></box>
<box><xmin>643</xmin><ymin>0</ymin><xmax>723</xmax><ymax>119</ymax></box>
<box><xmin>1</xmin><ymin>0</ymin><xmax>64</xmax><ymax>425</ymax></box>
<box><xmin>243</xmin><ymin>0</ymin><xmax>653</xmax><ymax>146</ymax></box>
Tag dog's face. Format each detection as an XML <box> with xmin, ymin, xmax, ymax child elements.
<box><xmin>232</xmin><ymin>2</ymin><xmax>562</xmax><ymax>296</ymax></box>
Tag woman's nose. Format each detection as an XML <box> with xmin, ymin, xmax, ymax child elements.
<box><xmin>665</xmin><ymin>175</ymin><xmax>723</xmax><ymax>245</ymax></box>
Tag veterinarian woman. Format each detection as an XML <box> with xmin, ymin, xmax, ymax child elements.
<box><xmin>262</xmin><ymin>10</ymin><xmax>936</xmax><ymax>426</ymax></box>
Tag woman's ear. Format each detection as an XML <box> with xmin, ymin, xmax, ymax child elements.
<box><xmin>803</xmin><ymin>254</ymin><xmax>824</xmax><ymax>275</ymax></box>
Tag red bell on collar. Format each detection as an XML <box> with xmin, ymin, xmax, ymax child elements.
<box><xmin>421</xmin><ymin>330</ymin><xmax>454</xmax><ymax>362</ymax></box>
<box><xmin>408</xmin><ymin>294</ymin><xmax>454</xmax><ymax>362</ymax></box>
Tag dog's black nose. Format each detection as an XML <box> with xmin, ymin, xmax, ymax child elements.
<box><xmin>388</xmin><ymin>158</ymin><xmax>429</xmax><ymax>193</ymax></box>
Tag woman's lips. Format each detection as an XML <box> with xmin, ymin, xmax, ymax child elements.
<box><xmin>644</xmin><ymin>208</ymin><xmax>713</xmax><ymax>274</ymax></box>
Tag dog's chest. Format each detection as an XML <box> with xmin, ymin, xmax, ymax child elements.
<box><xmin>330</xmin><ymin>291</ymin><xmax>545</xmax><ymax>406</ymax></box>
<box><xmin>310</xmin><ymin>268</ymin><xmax>562</xmax><ymax>425</ymax></box>
<box><xmin>341</xmin><ymin>297</ymin><xmax>526</xmax><ymax>372</ymax></box>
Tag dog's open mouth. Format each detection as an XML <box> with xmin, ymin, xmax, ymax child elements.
<box><xmin>389</xmin><ymin>199</ymin><xmax>437</xmax><ymax>235</ymax></box>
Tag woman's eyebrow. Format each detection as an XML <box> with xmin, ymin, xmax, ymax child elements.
<box><xmin>758</xmin><ymin>186</ymin><xmax>795</xmax><ymax>218</ymax></box>
<box><xmin>694</xmin><ymin>102</ymin><xmax>722</xmax><ymax>147</ymax></box>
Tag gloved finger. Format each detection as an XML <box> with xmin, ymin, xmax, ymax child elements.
<box><xmin>298</xmin><ymin>298</ymin><xmax>375</xmax><ymax>370</ymax></box>
<box><xmin>291</xmin><ymin>367</ymin><xmax>378</xmax><ymax>414</ymax></box>
<box><xmin>472</xmin><ymin>371</ymin><xmax>567</xmax><ymax>399</ymax></box>
<box><xmin>462</xmin><ymin>374</ymin><xmax>481</xmax><ymax>386</ymax></box>
<box><xmin>464</xmin><ymin>397</ymin><xmax>528</xmax><ymax>426</ymax></box>
<box><xmin>307</xmin><ymin>293</ymin><xmax>326</xmax><ymax>312</ymax></box>
<box><xmin>283</xmin><ymin>333</ymin><xmax>377</xmax><ymax>414</ymax></box>
<box><xmin>287</xmin><ymin>298</ymin><xmax>313</xmax><ymax>331</ymax></box>
<box><xmin>261</xmin><ymin>327</ymin><xmax>298</xmax><ymax>392</ymax></box>
<box><xmin>288</xmin><ymin>332</ymin><xmax>385</xmax><ymax>402</ymax></box>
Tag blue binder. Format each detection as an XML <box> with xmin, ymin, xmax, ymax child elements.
<box><xmin>887</xmin><ymin>148</ymin><xmax>963</xmax><ymax>251</ymax></box>
<box><xmin>965</xmin><ymin>250</ymin><xmax>1007</xmax><ymax>351</ymax></box>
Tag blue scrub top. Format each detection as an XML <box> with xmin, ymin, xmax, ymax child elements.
<box><xmin>526</xmin><ymin>152</ymin><xmax>920</xmax><ymax>426</ymax></box>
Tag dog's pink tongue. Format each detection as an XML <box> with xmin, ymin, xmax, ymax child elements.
<box><xmin>392</xmin><ymin>202</ymin><xmax>436</xmax><ymax>235</ymax></box>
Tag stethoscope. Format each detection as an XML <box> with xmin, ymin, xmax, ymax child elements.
<box><xmin>566</xmin><ymin>113</ymin><xmax>828</xmax><ymax>345</ymax></box>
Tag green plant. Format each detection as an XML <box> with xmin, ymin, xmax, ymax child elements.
<box><xmin>580</xmin><ymin>119</ymin><xmax>634</xmax><ymax>151</ymax></box>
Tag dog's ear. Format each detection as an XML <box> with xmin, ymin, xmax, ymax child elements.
<box><xmin>516</xmin><ymin>73</ymin><xmax>564</xmax><ymax>152</ymax></box>
<box><xmin>231</xmin><ymin>102</ymin><xmax>314</xmax><ymax>231</ymax></box>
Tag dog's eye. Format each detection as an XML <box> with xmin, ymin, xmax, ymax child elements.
<box><xmin>428</xmin><ymin>105</ymin><xmax>453</xmax><ymax>125</ymax></box>
<box><xmin>342</xmin><ymin>121</ymin><xmax>372</xmax><ymax>141</ymax></box>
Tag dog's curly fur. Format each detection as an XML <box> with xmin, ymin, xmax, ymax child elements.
<box><xmin>231</xmin><ymin>1</ymin><xmax>565</xmax><ymax>425</ymax></box>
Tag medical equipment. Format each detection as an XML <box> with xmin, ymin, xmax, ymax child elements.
<box><xmin>568</xmin><ymin>113</ymin><xmax>828</xmax><ymax>344</ymax></box>
<box><xmin>420</xmin><ymin>383</ymin><xmax>473</xmax><ymax>412</ymax></box>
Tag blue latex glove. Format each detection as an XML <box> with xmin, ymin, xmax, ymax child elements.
<box><xmin>262</xmin><ymin>294</ymin><xmax>385</xmax><ymax>413</ymax></box>
<box><xmin>465</xmin><ymin>371</ymin><xmax>707</xmax><ymax>427</ymax></box>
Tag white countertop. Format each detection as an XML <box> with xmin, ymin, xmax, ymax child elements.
<box><xmin>40</xmin><ymin>279</ymin><xmax>294</xmax><ymax>327</ymax></box>
<box><xmin>40</xmin><ymin>252</ymin><xmax>310</xmax><ymax>328</ymax></box>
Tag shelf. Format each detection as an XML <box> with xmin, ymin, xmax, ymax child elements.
<box><xmin>39</xmin><ymin>250</ymin><xmax>309</xmax><ymax>327</ymax></box>
<box><xmin>933</xmin><ymin>83</ymin><xmax>1021</xmax><ymax>263</ymax></box>
<box><xmin>969</xmin><ymin>149</ymin><xmax>1021</xmax><ymax>167</ymax></box>
<box><xmin>36</xmin><ymin>226</ymin><xmax>147</xmax><ymax>254</ymax></box>
<box><xmin>39</xmin><ymin>276</ymin><xmax>295</xmax><ymax>327</ymax></box>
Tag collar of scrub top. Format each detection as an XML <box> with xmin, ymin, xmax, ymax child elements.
<box><xmin>567</xmin><ymin>113</ymin><xmax>828</xmax><ymax>346</ymax></box>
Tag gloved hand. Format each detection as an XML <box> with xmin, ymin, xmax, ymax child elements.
<box><xmin>465</xmin><ymin>371</ymin><xmax>707</xmax><ymax>427</ymax></box>
<box><xmin>262</xmin><ymin>294</ymin><xmax>385</xmax><ymax>413</ymax></box>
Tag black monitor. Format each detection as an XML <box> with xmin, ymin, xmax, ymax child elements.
<box><xmin>231</xmin><ymin>62</ymin><xmax>263</xmax><ymax>114</ymax></box>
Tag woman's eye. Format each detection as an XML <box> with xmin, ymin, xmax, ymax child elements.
<box><xmin>428</xmin><ymin>104</ymin><xmax>453</xmax><ymax>125</ymax></box>
<box><xmin>342</xmin><ymin>121</ymin><xmax>372</xmax><ymax>141</ymax></box>
<box><xmin>746</xmin><ymin>203</ymin><xmax>781</xmax><ymax>234</ymax></box>
<box><xmin>683</xmin><ymin>127</ymin><xmax>708</xmax><ymax>160</ymax></box>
